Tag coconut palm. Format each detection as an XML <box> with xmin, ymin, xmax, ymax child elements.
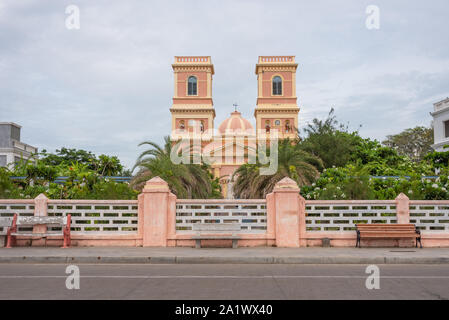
<box><xmin>131</xmin><ymin>136</ymin><xmax>220</xmax><ymax>199</ymax></box>
<box><xmin>232</xmin><ymin>139</ymin><xmax>323</xmax><ymax>198</ymax></box>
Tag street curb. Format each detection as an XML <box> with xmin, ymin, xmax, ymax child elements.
<box><xmin>1</xmin><ymin>255</ymin><xmax>449</xmax><ymax>264</ymax></box>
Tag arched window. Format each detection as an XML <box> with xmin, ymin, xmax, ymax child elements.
<box><xmin>265</xmin><ymin>120</ymin><xmax>271</xmax><ymax>133</ymax></box>
<box><xmin>200</xmin><ymin>121</ymin><xmax>204</xmax><ymax>132</ymax></box>
<box><xmin>285</xmin><ymin>120</ymin><xmax>290</xmax><ymax>133</ymax></box>
<box><xmin>179</xmin><ymin>120</ymin><xmax>185</xmax><ymax>130</ymax></box>
<box><xmin>275</xmin><ymin>120</ymin><xmax>281</xmax><ymax>126</ymax></box>
<box><xmin>272</xmin><ymin>76</ymin><xmax>282</xmax><ymax>95</ymax></box>
<box><xmin>188</xmin><ymin>76</ymin><xmax>197</xmax><ymax>95</ymax></box>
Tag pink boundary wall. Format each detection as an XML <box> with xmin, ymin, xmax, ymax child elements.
<box><xmin>4</xmin><ymin>176</ymin><xmax>449</xmax><ymax>248</ymax></box>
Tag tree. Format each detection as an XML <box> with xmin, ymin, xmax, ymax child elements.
<box><xmin>39</xmin><ymin>148</ymin><xmax>96</xmax><ymax>166</ymax></box>
<box><xmin>131</xmin><ymin>136</ymin><xmax>221</xmax><ymax>199</ymax></box>
<box><xmin>39</xmin><ymin>148</ymin><xmax>124</xmax><ymax>176</ymax></box>
<box><xmin>299</xmin><ymin>108</ymin><xmax>363</xmax><ymax>169</ymax></box>
<box><xmin>382</xmin><ymin>126</ymin><xmax>433</xmax><ymax>162</ymax></box>
<box><xmin>232</xmin><ymin>139</ymin><xmax>323</xmax><ymax>199</ymax></box>
<box><xmin>424</xmin><ymin>150</ymin><xmax>449</xmax><ymax>169</ymax></box>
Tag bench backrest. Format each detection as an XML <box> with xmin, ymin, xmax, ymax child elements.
<box><xmin>193</xmin><ymin>223</ymin><xmax>241</xmax><ymax>233</ymax></box>
<box><xmin>0</xmin><ymin>217</ymin><xmax>14</xmax><ymax>227</ymax></box>
<box><xmin>356</xmin><ymin>224</ymin><xmax>416</xmax><ymax>231</ymax></box>
<box><xmin>16</xmin><ymin>216</ymin><xmax>68</xmax><ymax>226</ymax></box>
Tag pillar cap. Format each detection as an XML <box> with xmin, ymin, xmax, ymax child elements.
<box><xmin>273</xmin><ymin>177</ymin><xmax>300</xmax><ymax>191</ymax></box>
<box><xmin>142</xmin><ymin>176</ymin><xmax>170</xmax><ymax>192</ymax></box>
<box><xmin>395</xmin><ymin>192</ymin><xmax>409</xmax><ymax>201</ymax></box>
<box><xmin>35</xmin><ymin>193</ymin><xmax>49</xmax><ymax>200</ymax></box>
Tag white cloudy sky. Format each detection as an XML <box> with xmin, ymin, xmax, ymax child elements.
<box><xmin>1</xmin><ymin>0</ymin><xmax>449</xmax><ymax>170</ymax></box>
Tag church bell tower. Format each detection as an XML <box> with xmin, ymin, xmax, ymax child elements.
<box><xmin>254</xmin><ymin>56</ymin><xmax>299</xmax><ymax>140</ymax></box>
<box><xmin>170</xmin><ymin>56</ymin><xmax>215</xmax><ymax>141</ymax></box>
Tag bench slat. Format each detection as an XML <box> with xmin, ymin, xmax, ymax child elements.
<box><xmin>357</xmin><ymin>226</ymin><xmax>415</xmax><ymax>228</ymax></box>
<box><xmin>17</xmin><ymin>217</ymin><xmax>66</xmax><ymax>226</ymax></box>
<box><xmin>10</xmin><ymin>232</ymin><xmax>63</xmax><ymax>237</ymax></box>
<box><xmin>356</xmin><ymin>224</ymin><xmax>415</xmax><ymax>226</ymax></box>
<box><xmin>358</xmin><ymin>227</ymin><xmax>416</xmax><ymax>231</ymax></box>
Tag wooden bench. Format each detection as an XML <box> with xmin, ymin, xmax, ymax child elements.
<box><xmin>356</xmin><ymin>223</ymin><xmax>422</xmax><ymax>248</ymax></box>
<box><xmin>192</xmin><ymin>223</ymin><xmax>241</xmax><ymax>248</ymax></box>
<box><xmin>0</xmin><ymin>217</ymin><xmax>14</xmax><ymax>247</ymax></box>
<box><xmin>6</xmin><ymin>213</ymin><xmax>72</xmax><ymax>248</ymax></box>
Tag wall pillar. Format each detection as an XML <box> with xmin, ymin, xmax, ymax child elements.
<box><xmin>266</xmin><ymin>193</ymin><xmax>275</xmax><ymax>242</ymax></box>
<box><xmin>298</xmin><ymin>192</ymin><xmax>307</xmax><ymax>247</ymax></box>
<box><xmin>395</xmin><ymin>193</ymin><xmax>410</xmax><ymax>224</ymax></box>
<box><xmin>33</xmin><ymin>193</ymin><xmax>48</xmax><ymax>246</ymax></box>
<box><xmin>268</xmin><ymin>177</ymin><xmax>303</xmax><ymax>247</ymax></box>
<box><xmin>166</xmin><ymin>193</ymin><xmax>178</xmax><ymax>246</ymax></box>
<box><xmin>138</xmin><ymin>177</ymin><xmax>174</xmax><ymax>247</ymax></box>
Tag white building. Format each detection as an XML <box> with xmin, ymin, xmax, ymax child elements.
<box><xmin>431</xmin><ymin>97</ymin><xmax>449</xmax><ymax>152</ymax></box>
<box><xmin>0</xmin><ymin>122</ymin><xmax>38</xmax><ymax>168</ymax></box>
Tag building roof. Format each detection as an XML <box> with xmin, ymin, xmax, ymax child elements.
<box><xmin>0</xmin><ymin>122</ymin><xmax>21</xmax><ymax>128</ymax></box>
<box><xmin>218</xmin><ymin>111</ymin><xmax>254</xmax><ymax>135</ymax></box>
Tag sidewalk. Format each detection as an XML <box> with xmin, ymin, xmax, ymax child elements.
<box><xmin>1</xmin><ymin>247</ymin><xmax>449</xmax><ymax>264</ymax></box>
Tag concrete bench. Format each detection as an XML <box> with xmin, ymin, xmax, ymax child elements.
<box><xmin>192</xmin><ymin>223</ymin><xmax>241</xmax><ymax>248</ymax></box>
<box><xmin>6</xmin><ymin>213</ymin><xmax>72</xmax><ymax>248</ymax></box>
<box><xmin>0</xmin><ymin>217</ymin><xmax>14</xmax><ymax>247</ymax></box>
<box><xmin>356</xmin><ymin>223</ymin><xmax>422</xmax><ymax>248</ymax></box>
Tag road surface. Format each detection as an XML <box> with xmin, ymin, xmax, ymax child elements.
<box><xmin>0</xmin><ymin>264</ymin><xmax>448</xmax><ymax>299</ymax></box>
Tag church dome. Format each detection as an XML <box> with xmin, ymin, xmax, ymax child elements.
<box><xmin>218</xmin><ymin>111</ymin><xmax>254</xmax><ymax>135</ymax></box>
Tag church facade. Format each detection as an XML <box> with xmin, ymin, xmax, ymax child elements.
<box><xmin>169</xmin><ymin>56</ymin><xmax>300</xmax><ymax>197</ymax></box>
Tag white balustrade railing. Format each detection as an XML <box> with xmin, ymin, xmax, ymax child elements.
<box><xmin>176</xmin><ymin>56</ymin><xmax>209</xmax><ymax>63</ymax></box>
<box><xmin>305</xmin><ymin>200</ymin><xmax>397</xmax><ymax>232</ymax></box>
<box><xmin>175</xmin><ymin>200</ymin><xmax>267</xmax><ymax>234</ymax></box>
<box><xmin>47</xmin><ymin>200</ymin><xmax>138</xmax><ymax>234</ymax></box>
<box><xmin>0</xmin><ymin>200</ymin><xmax>35</xmax><ymax>234</ymax></box>
<box><xmin>259</xmin><ymin>56</ymin><xmax>294</xmax><ymax>63</ymax></box>
<box><xmin>410</xmin><ymin>201</ymin><xmax>449</xmax><ymax>232</ymax></box>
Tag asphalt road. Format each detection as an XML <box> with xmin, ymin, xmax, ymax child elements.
<box><xmin>0</xmin><ymin>264</ymin><xmax>448</xmax><ymax>300</ymax></box>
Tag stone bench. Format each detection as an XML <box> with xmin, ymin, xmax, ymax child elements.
<box><xmin>6</xmin><ymin>213</ymin><xmax>72</xmax><ymax>248</ymax></box>
<box><xmin>192</xmin><ymin>223</ymin><xmax>241</xmax><ymax>248</ymax></box>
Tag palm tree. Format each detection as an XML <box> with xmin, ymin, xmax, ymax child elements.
<box><xmin>232</xmin><ymin>139</ymin><xmax>323</xmax><ymax>198</ymax></box>
<box><xmin>131</xmin><ymin>136</ymin><xmax>220</xmax><ymax>199</ymax></box>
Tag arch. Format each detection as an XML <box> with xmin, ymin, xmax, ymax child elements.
<box><xmin>285</xmin><ymin>120</ymin><xmax>291</xmax><ymax>133</ymax></box>
<box><xmin>272</xmin><ymin>76</ymin><xmax>282</xmax><ymax>96</ymax></box>
<box><xmin>187</xmin><ymin>76</ymin><xmax>197</xmax><ymax>95</ymax></box>
<box><xmin>265</xmin><ymin>120</ymin><xmax>271</xmax><ymax>133</ymax></box>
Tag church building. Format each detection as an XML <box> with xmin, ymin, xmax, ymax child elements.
<box><xmin>169</xmin><ymin>56</ymin><xmax>299</xmax><ymax>197</ymax></box>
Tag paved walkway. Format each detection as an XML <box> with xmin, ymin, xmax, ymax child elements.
<box><xmin>1</xmin><ymin>247</ymin><xmax>449</xmax><ymax>264</ymax></box>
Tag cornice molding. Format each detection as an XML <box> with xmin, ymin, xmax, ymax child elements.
<box><xmin>172</xmin><ymin>65</ymin><xmax>214</xmax><ymax>73</ymax></box>
<box><xmin>255</xmin><ymin>64</ymin><xmax>298</xmax><ymax>74</ymax></box>
<box><xmin>254</xmin><ymin>109</ymin><xmax>299</xmax><ymax>113</ymax></box>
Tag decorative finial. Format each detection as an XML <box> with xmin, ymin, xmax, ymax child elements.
<box><xmin>233</xmin><ymin>103</ymin><xmax>238</xmax><ymax>112</ymax></box>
